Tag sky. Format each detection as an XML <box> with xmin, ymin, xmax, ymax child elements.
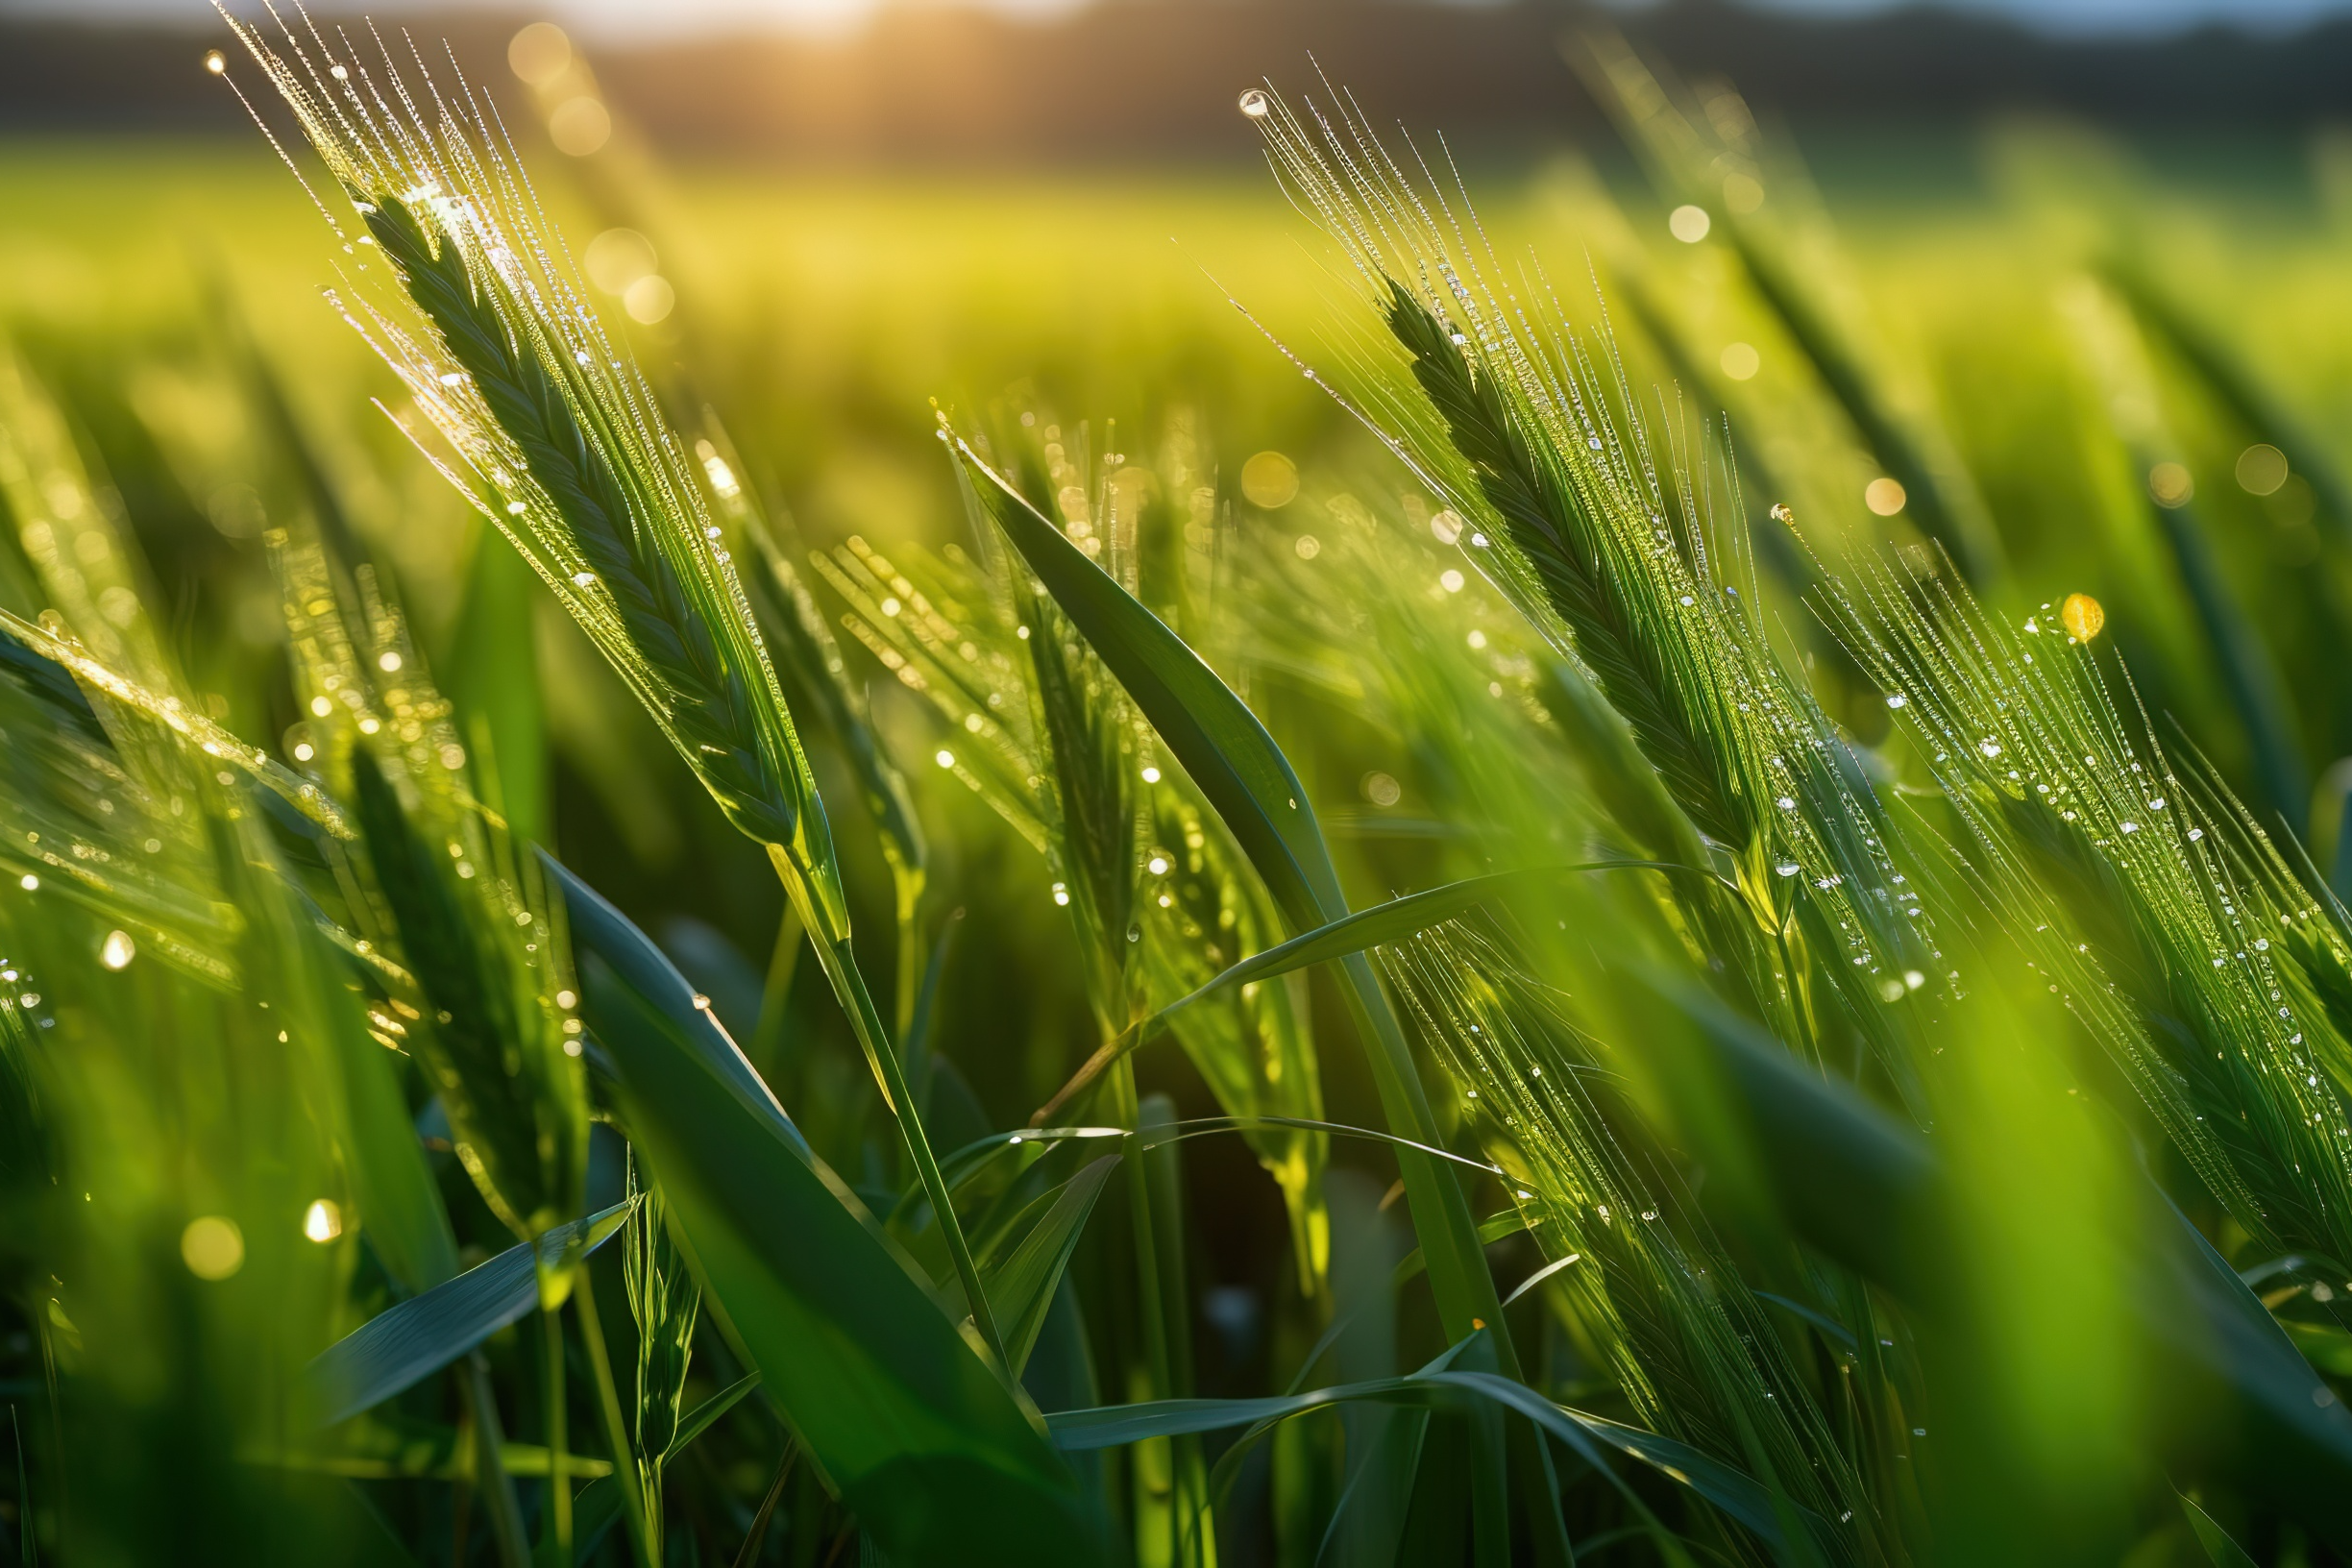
<box><xmin>11</xmin><ymin>0</ymin><xmax>2352</xmax><ymax>42</ymax></box>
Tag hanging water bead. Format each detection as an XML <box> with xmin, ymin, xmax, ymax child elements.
<box><xmin>1238</xmin><ymin>89</ymin><xmax>1270</xmax><ymax>118</ymax></box>
<box><xmin>2061</xmin><ymin>592</ymin><xmax>2105</xmax><ymax>642</ymax></box>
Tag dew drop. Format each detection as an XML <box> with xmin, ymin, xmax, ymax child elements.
<box><xmin>1237</xmin><ymin>88</ymin><xmax>1270</xmax><ymax>118</ymax></box>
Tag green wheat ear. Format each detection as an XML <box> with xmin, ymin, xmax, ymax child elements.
<box><xmin>214</xmin><ymin>10</ymin><xmax>844</xmax><ymax>940</ymax></box>
<box><xmin>223</xmin><ymin>9</ymin><xmax>1008</xmax><ymax>1367</ymax></box>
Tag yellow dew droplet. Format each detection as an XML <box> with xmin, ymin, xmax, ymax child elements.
<box><xmin>2237</xmin><ymin>442</ymin><xmax>2289</xmax><ymax>496</ymax></box>
<box><xmin>624</xmin><ymin>275</ymin><xmax>675</xmax><ymax>325</ymax></box>
<box><xmin>304</xmin><ymin>1199</ymin><xmax>343</xmax><ymax>1242</ymax></box>
<box><xmin>548</xmin><ymin>95</ymin><xmax>612</xmax><ymax>157</ymax></box>
<box><xmin>205</xmin><ymin>49</ymin><xmax>227</xmax><ymax>74</ymax></box>
<box><xmin>2061</xmin><ymin>592</ymin><xmax>2105</xmax><ymax>642</ymax></box>
<box><xmin>100</xmin><ymin>930</ymin><xmax>135</xmax><ymax>970</ymax></box>
<box><xmin>1240</xmin><ymin>451</ymin><xmax>1299</xmax><ymax>509</ymax></box>
<box><xmin>182</xmin><ymin>1215</ymin><xmax>245</xmax><ymax>1281</ymax></box>
<box><xmin>584</xmin><ymin>227</ymin><xmax>658</xmax><ymax>293</ymax></box>
<box><xmin>508</xmin><ymin>21</ymin><xmax>575</xmax><ymax>86</ymax></box>
<box><xmin>1770</xmin><ymin>502</ymin><xmax>1796</xmax><ymax>527</ymax></box>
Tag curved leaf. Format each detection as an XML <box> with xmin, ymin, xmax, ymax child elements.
<box><xmin>544</xmin><ymin>852</ymin><xmax>810</xmax><ymax>1163</ymax></box>
<box><xmin>1033</xmin><ymin>861</ymin><xmax>1705</xmax><ymax>1124</ymax></box>
<box><xmin>672</xmin><ymin>1371</ymin><xmax>762</xmax><ymax>1460</ymax></box>
<box><xmin>983</xmin><ymin>1154</ymin><xmax>1121</xmax><ymax>1379</ymax></box>
<box><xmin>1646</xmin><ymin>976</ymin><xmax>2352</xmax><ymax>1545</ymax></box>
<box><xmin>952</xmin><ymin>439</ymin><xmax>1508</xmax><ymax>1360</ymax></box>
<box><xmin>2172</xmin><ymin>1495</ymin><xmax>2266</xmax><ymax>1568</ymax></box>
<box><xmin>554</xmin><ymin>858</ymin><xmax>1103</xmax><ymax>1567</ymax></box>
<box><xmin>1045</xmin><ymin>1362</ymin><xmax>1798</xmax><ymax>1560</ymax></box>
<box><xmin>2181</xmin><ymin>1493</ymin><xmax>2261</xmax><ymax>1568</ymax></box>
<box><xmin>306</xmin><ymin>1202</ymin><xmax>634</xmax><ymax>1428</ymax></box>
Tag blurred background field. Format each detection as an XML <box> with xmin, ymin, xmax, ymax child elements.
<box><xmin>15</xmin><ymin>82</ymin><xmax>2352</xmax><ymax>915</ymax></box>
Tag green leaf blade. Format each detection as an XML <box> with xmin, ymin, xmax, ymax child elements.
<box><xmin>557</xmin><ymin>859</ymin><xmax>1104</xmax><ymax>1567</ymax></box>
<box><xmin>306</xmin><ymin>1203</ymin><xmax>634</xmax><ymax>1429</ymax></box>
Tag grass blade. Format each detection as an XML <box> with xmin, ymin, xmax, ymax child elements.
<box><xmin>982</xmin><ymin>1155</ymin><xmax>1121</xmax><ymax>1379</ymax></box>
<box><xmin>1047</xmin><ymin>1363</ymin><xmax>1785</xmax><ymax>1563</ymax></box>
<box><xmin>306</xmin><ymin>1203</ymin><xmax>635</xmax><ymax>1429</ymax></box>
<box><xmin>1642</xmin><ymin>978</ymin><xmax>2352</xmax><ymax>1545</ymax></box>
<box><xmin>1032</xmin><ymin>861</ymin><xmax>1704</xmax><ymax>1124</ymax></box>
<box><xmin>671</xmin><ymin>1372</ymin><xmax>761</xmax><ymax>1458</ymax></box>
<box><xmin>2180</xmin><ymin>1493</ymin><xmax>2262</xmax><ymax>1568</ymax></box>
<box><xmin>557</xmin><ymin>858</ymin><xmax>1104</xmax><ymax>1565</ymax></box>
<box><xmin>447</xmin><ymin>527</ymin><xmax>552</xmax><ymax>850</ymax></box>
<box><xmin>950</xmin><ymin>435</ymin><xmax>1512</xmax><ymax>1360</ymax></box>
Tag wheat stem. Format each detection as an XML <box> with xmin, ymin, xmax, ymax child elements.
<box><xmin>807</xmin><ymin>908</ymin><xmax>1008</xmax><ymax>1370</ymax></box>
<box><xmin>574</xmin><ymin>1282</ymin><xmax>656</xmax><ymax>1568</ymax></box>
<box><xmin>461</xmin><ymin>1353</ymin><xmax>531</xmax><ymax>1568</ymax></box>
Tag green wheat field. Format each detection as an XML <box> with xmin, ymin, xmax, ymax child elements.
<box><xmin>12</xmin><ymin>13</ymin><xmax>2352</xmax><ymax>1566</ymax></box>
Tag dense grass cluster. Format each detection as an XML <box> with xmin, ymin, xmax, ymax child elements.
<box><xmin>11</xmin><ymin>9</ymin><xmax>2352</xmax><ymax>1566</ymax></box>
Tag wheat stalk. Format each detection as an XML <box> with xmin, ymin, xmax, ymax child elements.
<box><xmin>219</xmin><ymin>6</ymin><xmax>1005</xmax><ymax>1367</ymax></box>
